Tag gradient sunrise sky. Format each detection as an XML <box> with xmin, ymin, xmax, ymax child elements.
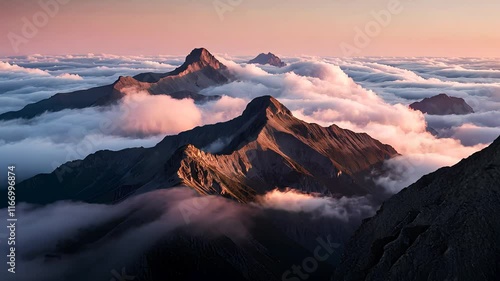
<box><xmin>0</xmin><ymin>0</ymin><xmax>499</xmax><ymax>57</ymax></box>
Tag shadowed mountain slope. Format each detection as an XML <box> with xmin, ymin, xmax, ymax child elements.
<box><xmin>336</xmin><ymin>136</ymin><xmax>500</xmax><ymax>281</ymax></box>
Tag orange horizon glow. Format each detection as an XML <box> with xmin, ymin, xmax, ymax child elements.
<box><xmin>1</xmin><ymin>0</ymin><xmax>499</xmax><ymax>57</ymax></box>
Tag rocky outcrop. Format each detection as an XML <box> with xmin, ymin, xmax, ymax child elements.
<box><xmin>336</xmin><ymin>136</ymin><xmax>500</xmax><ymax>281</ymax></box>
<box><xmin>13</xmin><ymin>96</ymin><xmax>398</xmax><ymax>205</ymax></box>
<box><xmin>409</xmin><ymin>93</ymin><xmax>474</xmax><ymax>115</ymax></box>
<box><xmin>0</xmin><ymin>48</ymin><xmax>230</xmax><ymax>120</ymax></box>
<box><xmin>248</xmin><ymin>52</ymin><xmax>286</xmax><ymax>67</ymax></box>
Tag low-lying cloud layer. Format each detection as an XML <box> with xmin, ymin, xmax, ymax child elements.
<box><xmin>256</xmin><ymin>189</ymin><xmax>375</xmax><ymax>222</ymax></box>
<box><xmin>335</xmin><ymin>57</ymin><xmax>500</xmax><ymax>143</ymax></box>
<box><xmin>113</xmin><ymin>89</ymin><xmax>246</xmax><ymax>136</ymax></box>
<box><xmin>0</xmin><ymin>187</ymin><xmax>370</xmax><ymax>281</ymax></box>
<box><xmin>0</xmin><ymin>188</ymin><xmax>255</xmax><ymax>280</ymax></box>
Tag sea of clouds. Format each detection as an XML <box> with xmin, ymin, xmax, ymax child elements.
<box><xmin>0</xmin><ymin>53</ymin><xmax>499</xmax><ymax>190</ymax></box>
<box><xmin>0</xmin><ymin>54</ymin><xmax>499</xmax><ymax>280</ymax></box>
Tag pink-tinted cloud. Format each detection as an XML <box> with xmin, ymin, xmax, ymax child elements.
<box><xmin>256</xmin><ymin>188</ymin><xmax>375</xmax><ymax>222</ymax></box>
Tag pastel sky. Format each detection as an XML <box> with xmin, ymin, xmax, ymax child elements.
<box><xmin>1</xmin><ymin>0</ymin><xmax>499</xmax><ymax>57</ymax></box>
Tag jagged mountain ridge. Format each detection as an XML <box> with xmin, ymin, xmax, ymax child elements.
<box><xmin>0</xmin><ymin>48</ymin><xmax>229</xmax><ymax>120</ymax></box>
<box><xmin>14</xmin><ymin>96</ymin><xmax>398</xmax><ymax>205</ymax></box>
<box><xmin>336</xmin><ymin>136</ymin><xmax>500</xmax><ymax>281</ymax></box>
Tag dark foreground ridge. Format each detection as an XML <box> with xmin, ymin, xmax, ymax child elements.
<box><xmin>336</xmin><ymin>136</ymin><xmax>500</xmax><ymax>281</ymax></box>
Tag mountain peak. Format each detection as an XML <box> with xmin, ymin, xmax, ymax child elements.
<box><xmin>436</xmin><ymin>93</ymin><xmax>450</xmax><ymax>98</ymax></box>
<box><xmin>131</xmin><ymin>48</ymin><xmax>227</xmax><ymax>83</ymax></box>
<box><xmin>242</xmin><ymin>96</ymin><xmax>292</xmax><ymax>118</ymax></box>
<box><xmin>248</xmin><ymin>52</ymin><xmax>286</xmax><ymax>67</ymax></box>
<box><xmin>410</xmin><ymin>93</ymin><xmax>474</xmax><ymax>115</ymax></box>
<box><xmin>175</xmin><ymin>48</ymin><xmax>225</xmax><ymax>72</ymax></box>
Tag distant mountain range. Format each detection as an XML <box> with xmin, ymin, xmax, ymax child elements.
<box><xmin>410</xmin><ymin>93</ymin><xmax>474</xmax><ymax>115</ymax></box>
<box><xmin>248</xmin><ymin>52</ymin><xmax>286</xmax><ymax>67</ymax></box>
<box><xmin>0</xmin><ymin>48</ymin><xmax>229</xmax><ymax>120</ymax></box>
<box><xmin>14</xmin><ymin>95</ymin><xmax>397</xmax><ymax>205</ymax></box>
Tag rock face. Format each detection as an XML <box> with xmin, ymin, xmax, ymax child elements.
<box><xmin>248</xmin><ymin>52</ymin><xmax>286</xmax><ymax>67</ymax></box>
<box><xmin>336</xmin><ymin>136</ymin><xmax>500</xmax><ymax>281</ymax></box>
<box><xmin>409</xmin><ymin>93</ymin><xmax>474</xmax><ymax>115</ymax></box>
<box><xmin>13</xmin><ymin>96</ymin><xmax>397</xmax><ymax>205</ymax></box>
<box><xmin>0</xmin><ymin>48</ymin><xmax>229</xmax><ymax>121</ymax></box>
